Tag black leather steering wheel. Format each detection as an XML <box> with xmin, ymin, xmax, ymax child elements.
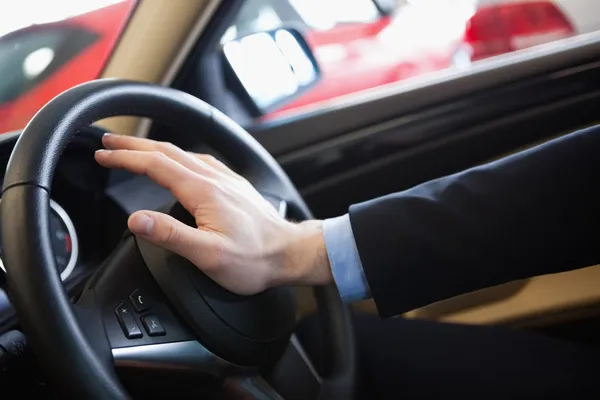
<box><xmin>0</xmin><ymin>79</ymin><xmax>355</xmax><ymax>399</ymax></box>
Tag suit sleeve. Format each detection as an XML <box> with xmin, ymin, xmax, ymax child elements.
<box><xmin>349</xmin><ymin>126</ymin><xmax>600</xmax><ymax>318</ymax></box>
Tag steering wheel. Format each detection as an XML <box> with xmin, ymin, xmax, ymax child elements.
<box><xmin>0</xmin><ymin>79</ymin><xmax>355</xmax><ymax>399</ymax></box>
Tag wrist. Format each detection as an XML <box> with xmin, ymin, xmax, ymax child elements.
<box><xmin>273</xmin><ymin>220</ymin><xmax>333</xmax><ymax>287</ymax></box>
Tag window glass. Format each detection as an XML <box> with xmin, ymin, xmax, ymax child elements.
<box><xmin>288</xmin><ymin>0</ymin><xmax>381</xmax><ymax>30</ymax></box>
<box><xmin>223</xmin><ymin>0</ymin><xmax>600</xmax><ymax>122</ymax></box>
<box><xmin>0</xmin><ymin>0</ymin><xmax>136</xmax><ymax>133</ymax></box>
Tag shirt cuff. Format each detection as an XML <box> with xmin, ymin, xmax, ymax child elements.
<box><xmin>323</xmin><ymin>214</ymin><xmax>371</xmax><ymax>303</ymax></box>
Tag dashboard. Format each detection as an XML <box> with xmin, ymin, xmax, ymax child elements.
<box><xmin>0</xmin><ymin>199</ymin><xmax>79</xmax><ymax>281</ymax></box>
<box><xmin>0</xmin><ymin>126</ymin><xmax>176</xmax><ymax>332</ymax></box>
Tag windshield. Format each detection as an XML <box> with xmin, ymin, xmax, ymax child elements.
<box><xmin>0</xmin><ymin>0</ymin><xmax>135</xmax><ymax>133</ymax></box>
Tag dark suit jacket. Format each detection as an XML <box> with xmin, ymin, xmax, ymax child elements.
<box><xmin>349</xmin><ymin>125</ymin><xmax>600</xmax><ymax>318</ymax></box>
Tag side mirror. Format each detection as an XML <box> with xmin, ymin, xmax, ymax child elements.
<box><xmin>221</xmin><ymin>27</ymin><xmax>320</xmax><ymax>117</ymax></box>
<box><xmin>373</xmin><ymin>0</ymin><xmax>396</xmax><ymax>16</ymax></box>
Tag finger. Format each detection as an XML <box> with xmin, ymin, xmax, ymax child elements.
<box><xmin>103</xmin><ymin>133</ymin><xmax>173</xmax><ymax>152</ymax></box>
<box><xmin>102</xmin><ymin>134</ymin><xmax>220</xmax><ymax>179</ymax></box>
<box><xmin>95</xmin><ymin>149</ymin><xmax>206</xmax><ymax>211</ymax></box>
<box><xmin>128</xmin><ymin>210</ymin><xmax>221</xmax><ymax>271</ymax></box>
<box><xmin>188</xmin><ymin>152</ymin><xmax>244</xmax><ymax>180</ymax></box>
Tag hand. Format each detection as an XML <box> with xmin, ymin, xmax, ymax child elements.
<box><xmin>95</xmin><ymin>134</ymin><xmax>332</xmax><ymax>295</ymax></box>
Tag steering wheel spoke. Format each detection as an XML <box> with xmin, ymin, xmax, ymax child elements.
<box><xmin>222</xmin><ymin>376</ymin><xmax>285</xmax><ymax>399</ymax></box>
<box><xmin>264</xmin><ymin>334</ymin><xmax>323</xmax><ymax>399</ymax></box>
<box><xmin>78</xmin><ymin>232</ymin><xmax>323</xmax><ymax>398</ymax></box>
<box><xmin>220</xmin><ymin>335</ymin><xmax>322</xmax><ymax>400</ymax></box>
<box><xmin>77</xmin><ymin>235</ymin><xmax>194</xmax><ymax>345</ymax></box>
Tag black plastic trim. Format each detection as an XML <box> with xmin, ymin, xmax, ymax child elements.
<box><xmin>278</xmin><ymin>59</ymin><xmax>600</xmax><ymax>190</ymax></box>
<box><xmin>288</xmin><ymin>86</ymin><xmax>600</xmax><ymax>217</ymax></box>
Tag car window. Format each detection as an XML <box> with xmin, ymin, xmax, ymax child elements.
<box><xmin>222</xmin><ymin>0</ymin><xmax>382</xmax><ymax>44</ymax></box>
<box><xmin>221</xmin><ymin>0</ymin><xmax>600</xmax><ymax>124</ymax></box>
<box><xmin>0</xmin><ymin>0</ymin><xmax>136</xmax><ymax>133</ymax></box>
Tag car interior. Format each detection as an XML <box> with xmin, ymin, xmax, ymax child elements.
<box><xmin>1</xmin><ymin>0</ymin><xmax>600</xmax><ymax>398</ymax></box>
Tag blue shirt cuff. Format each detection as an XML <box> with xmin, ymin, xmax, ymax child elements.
<box><xmin>323</xmin><ymin>214</ymin><xmax>370</xmax><ymax>303</ymax></box>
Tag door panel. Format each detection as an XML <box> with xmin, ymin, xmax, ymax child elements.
<box><xmin>406</xmin><ymin>265</ymin><xmax>600</xmax><ymax>327</ymax></box>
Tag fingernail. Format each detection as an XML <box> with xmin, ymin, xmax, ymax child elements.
<box><xmin>103</xmin><ymin>133</ymin><xmax>113</xmax><ymax>137</ymax></box>
<box><xmin>129</xmin><ymin>213</ymin><xmax>154</xmax><ymax>236</ymax></box>
<box><xmin>95</xmin><ymin>149</ymin><xmax>110</xmax><ymax>155</ymax></box>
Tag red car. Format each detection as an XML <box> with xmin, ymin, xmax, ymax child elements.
<box><xmin>265</xmin><ymin>0</ymin><xmax>578</xmax><ymax>119</ymax></box>
<box><xmin>0</xmin><ymin>0</ymin><xmax>580</xmax><ymax>132</ymax></box>
<box><xmin>0</xmin><ymin>0</ymin><xmax>135</xmax><ymax>133</ymax></box>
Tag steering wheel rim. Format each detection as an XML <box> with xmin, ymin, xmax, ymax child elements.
<box><xmin>0</xmin><ymin>79</ymin><xmax>355</xmax><ymax>398</ymax></box>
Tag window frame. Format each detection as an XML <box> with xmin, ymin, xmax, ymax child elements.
<box><xmin>96</xmin><ymin>0</ymin><xmax>140</xmax><ymax>78</ymax></box>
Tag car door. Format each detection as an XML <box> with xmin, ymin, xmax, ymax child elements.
<box><xmin>165</xmin><ymin>0</ymin><xmax>600</xmax><ymax>327</ymax></box>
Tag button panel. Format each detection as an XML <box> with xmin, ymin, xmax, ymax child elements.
<box><xmin>141</xmin><ymin>315</ymin><xmax>166</xmax><ymax>337</ymax></box>
<box><xmin>129</xmin><ymin>289</ymin><xmax>151</xmax><ymax>312</ymax></box>
<box><xmin>115</xmin><ymin>303</ymin><xmax>142</xmax><ymax>339</ymax></box>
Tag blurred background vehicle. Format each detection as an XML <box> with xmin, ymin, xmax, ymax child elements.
<box><xmin>0</xmin><ymin>0</ymin><xmax>135</xmax><ymax>133</ymax></box>
<box><xmin>454</xmin><ymin>0</ymin><xmax>598</xmax><ymax>65</ymax></box>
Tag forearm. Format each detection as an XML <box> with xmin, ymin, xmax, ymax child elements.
<box><xmin>349</xmin><ymin>126</ymin><xmax>600</xmax><ymax>317</ymax></box>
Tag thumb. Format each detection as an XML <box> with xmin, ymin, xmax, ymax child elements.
<box><xmin>128</xmin><ymin>210</ymin><xmax>215</xmax><ymax>266</ymax></box>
